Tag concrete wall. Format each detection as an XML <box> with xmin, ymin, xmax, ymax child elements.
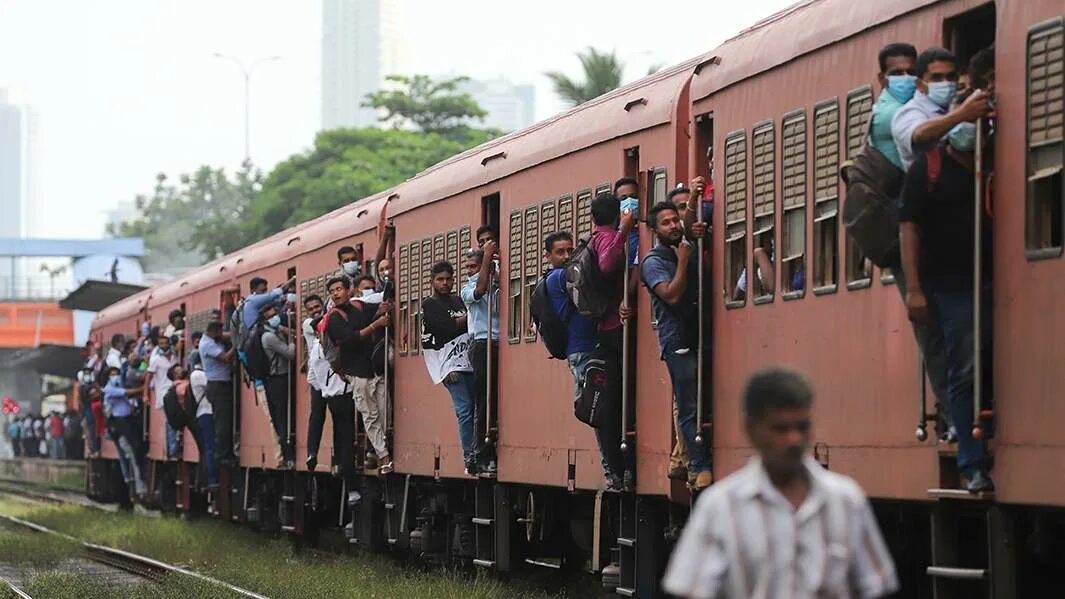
<box><xmin>0</xmin><ymin>457</ymin><xmax>83</xmax><ymax>486</ymax></box>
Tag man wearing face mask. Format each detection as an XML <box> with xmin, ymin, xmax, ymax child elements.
<box><xmin>338</xmin><ymin>246</ymin><xmax>362</xmax><ymax>278</ymax></box>
<box><xmin>870</xmin><ymin>43</ymin><xmax>918</xmax><ymax>171</ymax></box>
<box><xmin>103</xmin><ymin>366</ymin><xmax>148</xmax><ymax>498</ymax></box>
<box><xmin>260</xmin><ymin>304</ymin><xmax>296</xmax><ymax>468</ymax></box>
<box><xmin>147</xmin><ymin>335</ymin><xmax>180</xmax><ymax>458</ymax></box>
<box><xmin>898</xmin><ymin>89</ymin><xmax>993</xmax><ymax>493</ymax></box>
<box><xmin>891</xmin><ymin>47</ymin><xmax>994</xmax><ymax>172</ymax></box>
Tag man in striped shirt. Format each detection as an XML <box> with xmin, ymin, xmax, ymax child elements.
<box><xmin>663</xmin><ymin>368</ymin><xmax>898</xmax><ymax>599</ymax></box>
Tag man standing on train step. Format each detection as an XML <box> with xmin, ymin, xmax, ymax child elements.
<box><xmin>147</xmin><ymin>334</ymin><xmax>181</xmax><ymax>459</ymax></box>
<box><xmin>641</xmin><ymin>202</ymin><xmax>712</xmax><ymax>490</ymax></box>
<box><xmin>664</xmin><ymin>368</ymin><xmax>899</xmax><ymax>599</ymax></box>
<box><xmin>201</xmin><ymin>320</ymin><xmax>237</xmax><ymax>467</ymax></box>
<box><xmin>260</xmin><ymin>303</ymin><xmax>296</xmax><ymax>468</ymax></box>
<box><xmin>461</xmin><ymin>248</ymin><xmax>499</xmax><ymax>476</ymax></box>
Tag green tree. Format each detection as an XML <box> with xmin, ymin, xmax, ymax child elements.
<box><xmin>363</xmin><ymin>74</ymin><xmax>499</xmax><ymax>142</ymax></box>
<box><xmin>546</xmin><ymin>47</ymin><xmax>625</xmax><ymax>106</ymax></box>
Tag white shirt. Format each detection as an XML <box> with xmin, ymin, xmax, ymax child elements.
<box><xmin>147</xmin><ymin>350</ymin><xmax>176</xmax><ymax>409</ymax></box>
<box><xmin>308</xmin><ymin>340</ymin><xmax>349</xmax><ymax>397</ymax></box>
<box><xmin>663</xmin><ymin>456</ymin><xmax>898</xmax><ymax>599</ymax></box>
<box><xmin>105</xmin><ymin>347</ymin><xmax>123</xmax><ymax>369</ymax></box>
<box><xmin>890</xmin><ymin>91</ymin><xmax>946</xmax><ymax>172</ymax></box>
<box><xmin>190</xmin><ymin>369</ymin><xmax>212</xmax><ymax>417</ymax></box>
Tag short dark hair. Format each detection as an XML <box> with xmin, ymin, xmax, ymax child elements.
<box><xmin>878</xmin><ymin>42</ymin><xmax>917</xmax><ymax>72</ymax></box>
<box><xmin>326</xmin><ymin>275</ymin><xmax>350</xmax><ymax>290</ymax></box>
<box><xmin>968</xmin><ymin>46</ymin><xmax>995</xmax><ymax>89</ymax></box>
<box><xmin>258</xmin><ymin>302</ymin><xmax>277</xmax><ymax>316</ymax></box>
<box><xmin>354</xmin><ymin>274</ymin><xmax>377</xmax><ymax>289</ymax></box>
<box><xmin>107</xmin><ymin>366</ymin><xmax>120</xmax><ymax>376</ymax></box>
<box><xmin>591</xmin><ymin>191</ymin><xmax>620</xmax><ymax>226</ymax></box>
<box><xmin>667</xmin><ymin>186</ymin><xmax>691</xmax><ymax>203</ymax></box>
<box><xmin>544</xmin><ymin>231</ymin><xmax>573</xmax><ymax>253</ymax></box>
<box><xmin>250</xmin><ymin>277</ymin><xmax>268</xmax><ymax>291</ymax></box>
<box><xmin>916</xmin><ymin>47</ymin><xmax>956</xmax><ymax>78</ymax></box>
<box><xmin>337</xmin><ymin>246</ymin><xmax>357</xmax><ymax>260</ymax></box>
<box><xmin>168</xmin><ymin>309</ymin><xmax>184</xmax><ymax>323</ymax></box>
<box><xmin>475</xmin><ymin>225</ymin><xmax>495</xmax><ymax>240</ymax></box>
<box><xmin>303</xmin><ymin>293</ymin><xmax>322</xmax><ymax>307</ymax></box>
<box><xmin>111</xmin><ymin>333</ymin><xmax>124</xmax><ymax>346</ymax></box>
<box><xmin>613</xmin><ymin>177</ymin><xmax>638</xmax><ymax>193</ymax></box>
<box><xmin>206</xmin><ymin>320</ymin><xmax>224</xmax><ymax>335</ymax></box>
<box><xmin>431</xmin><ymin>261</ymin><xmax>454</xmax><ymax>277</ymax></box>
<box><xmin>648</xmin><ymin>201</ymin><xmax>680</xmax><ymax>229</ymax></box>
<box><xmin>467</xmin><ymin>249</ymin><xmax>485</xmax><ymax>263</ymax></box>
<box><xmin>166</xmin><ymin>363</ymin><xmax>182</xmax><ymax>381</ymax></box>
<box><xmin>743</xmin><ymin>367</ymin><xmax>814</xmax><ymax>423</ymax></box>
<box><xmin>191</xmin><ymin>331</ymin><xmax>203</xmax><ymax>341</ymax></box>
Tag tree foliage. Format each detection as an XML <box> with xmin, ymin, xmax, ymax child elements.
<box><xmin>363</xmin><ymin>75</ymin><xmax>497</xmax><ymax>142</ymax></box>
<box><xmin>545</xmin><ymin>47</ymin><xmax>625</xmax><ymax>106</ymax></box>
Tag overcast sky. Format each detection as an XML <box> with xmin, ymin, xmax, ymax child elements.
<box><xmin>0</xmin><ymin>0</ymin><xmax>796</xmax><ymax>240</ymax></box>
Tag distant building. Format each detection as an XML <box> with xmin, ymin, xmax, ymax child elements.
<box><xmin>321</xmin><ymin>0</ymin><xmax>406</xmax><ymax>130</ymax></box>
<box><xmin>458</xmin><ymin>78</ymin><xmax>537</xmax><ymax>133</ymax></box>
<box><xmin>0</xmin><ymin>90</ymin><xmax>28</xmax><ymax>291</ymax></box>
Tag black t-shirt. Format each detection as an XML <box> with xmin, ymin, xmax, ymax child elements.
<box><xmin>898</xmin><ymin>147</ymin><xmax>991</xmax><ymax>290</ymax></box>
<box><xmin>421</xmin><ymin>295</ymin><xmax>467</xmax><ymax>350</ymax></box>
<box><xmin>325</xmin><ymin>301</ymin><xmax>375</xmax><ymax>378</ymax></box>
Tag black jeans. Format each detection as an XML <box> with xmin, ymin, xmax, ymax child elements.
<box><xmin>206</xmin><ymin>380</ymin><xmax>234</xmax><ymax>464</ymax></box>
<box><xmin>264</xmin><ymin>374</ymin><xmax>294</xmax><ymax>461</ymax></box>
<box><xmin>307</xmin><ymin>389</ymin><xmax>356</xmax><ymax>486</ymax></box>
<box><xmin>594</xmin><ymin>327</ymin><xmax>627</xmax><ymax>480</ymax></box>
<box><xmin>468</xmin><ymin>339</ymin><xmax>497</xmax><ymax>463</ymax></box>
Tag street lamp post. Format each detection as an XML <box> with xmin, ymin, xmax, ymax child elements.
<box><xmin>212</xmin><ymin>53</ymin><xmax>281</xmax><ymax>164</ymax></box>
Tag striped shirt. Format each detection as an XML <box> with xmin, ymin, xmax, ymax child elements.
<box><xmin>663</xmin><ymin>456</ymin><xmax>898</xmax><ymax>599</ymax></box>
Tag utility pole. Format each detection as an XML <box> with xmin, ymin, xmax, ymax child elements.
<box><xmin>212</xmin><ymin>53</ymin><xmax>281</xmax><ymax>164</ymax></box>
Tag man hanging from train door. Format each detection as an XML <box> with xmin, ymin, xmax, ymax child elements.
<box><xmin>641</xmin><ymin>202</ymin><xmax>713</xmax><ymax>491</ymax></box>
<box><xmin>147</xmin><ymin>334</ymin><xmax>181</xmax><ymax>459</ymax></box>
<box><xmin>461</xmin><ymin>248</ymin><xmax>499</xmax><ymax>476</ymax></box>
<box><xmin>201</xmin><ymin>320</ymin><xmax>237</xmax><ymax>468</ymax></box>
<box><xmin>259</xmin><ymin>303</ymin><xmax>296</xmax><ymax>468</ymax></box>
<box><xmin>898</xmin><ymin>49</ymin><xmax>995</xmax><ymax>494</ymax></box>
<box><xmin>103</xmin><ymin>365</ymin><xmax>148</xmax><ymax>499</ymax></box>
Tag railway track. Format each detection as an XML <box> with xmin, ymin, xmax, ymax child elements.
<box><xmin>0</xmin><ymin>493</ymin><xmax>269</xmax><ymax>598</ymax></box>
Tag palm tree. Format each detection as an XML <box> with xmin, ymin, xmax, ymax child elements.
<box><xmin>545</xmin><ymin>47</ymin><xmax>624</xmax><ymax>106</ymax></box>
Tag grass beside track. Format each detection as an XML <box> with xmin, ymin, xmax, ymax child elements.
<box><xmin>0</xmin><ymin>497</ymin><xmax>591</xmax><ymax>598</ymax></box>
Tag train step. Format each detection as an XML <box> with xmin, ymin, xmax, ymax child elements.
<box><xmin>472</xmin><ymin>558</ymin><xmax>495</xmax><ymax>568</ymax></box>
<box><xmin>471</xmin><ymin>517</ymin><xmax>494</xmax><ymax>526</ymax></box>
<box><xmin>617</xmin><ymin>537</ymin><xmax>635</xmax><ymax>548</ymax></box>
<box><xmin>927</xmin><ymin>566</ymin><xmax>988</xmax><ymax>580</ymax></box>
<box><xmin>927</xmin><ymin>488</ymin><xmax>995</xmax><ymax>501</ymax></box>
<box><xmin>615</xmin><ymin>586</ymin><xmax>636</xmax><ymax>597</ymax></box>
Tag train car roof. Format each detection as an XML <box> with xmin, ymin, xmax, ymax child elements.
<box><xmin>690</xmin><ymin>0</ymin><xmax>937</xmax><ymax>103</ymax></box>
<box><xmin>389</xmin><ymin>52</ymin><xmax>717</xmax><ymax>216</ymax></box>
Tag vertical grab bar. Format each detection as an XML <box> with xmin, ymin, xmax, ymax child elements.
<box><xmin>620</xmin><ymin>226</ymin><xmax>633</xmax><ymax>455</ymax></box>
<box><xmin>695</xmin><ymin>192</ymin><xmax>706</xmax><ymax>447</ymax></box>
<box><xmin>972</xmin><ymin>120</ymin><xmax>985</xmax><ymax>441</ymax></box>
<box><xmin>484</xmin><ymin>265</ymin><xmax>495</xmax><ymax>447</ymax></box>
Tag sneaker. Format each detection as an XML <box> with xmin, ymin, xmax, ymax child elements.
<box><xmin>481</xmin><ymin>459</ymin><xmax>497</xmax><ymax>475</ymax></box>
<box><xmin>306</xmin><ymin>454</ymin><xmax>318</xmax><ymax>472</ymax></box>
<box><xmin>347</xmin><ymin>490</ymin><xmax>362</xmax><ymax>506</ymax></box>
<box><xmin>464</xmin><ymin>460</ymin><xmax>480</xmax><ymax>476</ymax></box>
<box><xmin>606</xmin><ymin>474</ymin><xmax>624</xmax><ymax>491</ymax></box>
<box><xmin>942</xmin><ymin>426</ymin><xmax>958</xmax><ymax>444</ymax></box>
<box><xmin>966</xmin><ymin>470</ymin><xmax>995</xmax><ymax>494</ymax></box>
<box><xmin>692</xmin><ymin>470</ymin><xmax>713</xmax><ymax>490</ymax></box>
<box><xmin>378</xmin><ymin>460</ymin><xmax>394</xmax><ymax>475</ymax></box>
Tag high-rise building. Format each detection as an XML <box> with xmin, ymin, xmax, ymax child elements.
<box><xmin>0</xmin><ymin>90</ymin><xmax>27</xmax><ymax>291</ymax></box>
<box><xmin>321</xmin><ymin>0</ymin><xmax>405</xmax><ymax>130</ymax></box>
<box><xmin>458</xmin><ymin>78</ymin><xmax>537</xmax><ymax>133</ymax></box>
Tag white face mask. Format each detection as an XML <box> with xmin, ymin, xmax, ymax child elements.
<box><xmin>342</xmin><ymin>262</ymin><xmax>360</xmax><ymax>276</ymax></box>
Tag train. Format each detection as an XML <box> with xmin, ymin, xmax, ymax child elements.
<box><xmin>82</xmin><ymin>1</ymin><xmax>1064</xmax><ymax>597</ymax></box>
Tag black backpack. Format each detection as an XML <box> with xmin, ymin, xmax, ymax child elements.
<box><xmin>162</xmin><ymin>384</ymin><xmax>195</xmax><ymax>431</ymax></box>
<box><xmin>841</xmin><ymin>119</ymin><xmax>904</xmax><ymax>268</ymax></box>
<box><xmin>575</xmin><ymin>358</ymin><xmax>607</xmax><ymax>428</ymax></box>
<box><xmin>241</xmin><ymin>322</ymin><xmax>272</xmax><ymax>381</ymax></box>
<box><xmin>565</xmin><ymin>233</ymin><xmax>611</xmax><ymax>319</ymax></box>
<box><xmin>530</xmin><ymin>271</ymin><xmax>569</xmax><ymax>360</ymax></box>
<box><xmin>320</xmin><ymin>306</ymin><xmax>351</xmax><ymax>376</ymax></box>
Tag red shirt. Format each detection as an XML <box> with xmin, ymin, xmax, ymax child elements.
<box><xmin>588</xmin><ymin>224</ymin><xmax>628</xmax><ymax>332</ymax></box>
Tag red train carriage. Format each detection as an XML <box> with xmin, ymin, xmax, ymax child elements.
<box><xmin>83</xmin><ymin>1</ymin><xmax>1063</xmax><ymax>596</ymax></box>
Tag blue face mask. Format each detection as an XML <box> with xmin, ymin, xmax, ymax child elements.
<box><xmin>926</xmin><ymin>81</ymin><xmax>957</xmax><ymax>108</ymax></box>
<box><xmin>286</xmin><ymin>293</ymin><xmax>297</xmax><ymax>303</ymax></box>
<box><xmin>886</xmin><ymin>74</ymin><xmax>916</xmax><ymax>103</ymax></box>
<box><xmin>109</xmin><ymin>375</ymin><xmax>120</xmax><ymax>385</ymax></box>
<box><xmin>947</xmin><ymin>122</ymin><xmax>977</xmax><ymax>152</ymax></box>
<box><xmin>267</xmin><ymin>315</ymin><xmax>282</xmax><ymax>328</ymax></box>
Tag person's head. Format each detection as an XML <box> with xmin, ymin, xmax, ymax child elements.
<box><xmin>259</xmin><ymin>303</ymin><xmax>279</xmax><ymax>327</ymax></box>
<box><xmin>209</xmin><ymin>308</ymin><xmax>222</xmax><ymax>321</ymax></box>
<box><xmin>338</xmin><ymin>245</ymin><xmax>360</xmax><ymax>276</ymax></box>
<box><xmin>743</xmin><ymin>368</ymin><xmax>814</xmax><ymax>477</ymax></box>
<box><xmin>465</xmin><ymin>249</ymin><xmax>484</xmax><ymax>279</ymax></box>
<box><xmin>123</xmin><ymin>339</ymin><xmax>137</xmax><ymax>355</ymax></box>
<box><xmin>205</xmin><ymin>320</ymin><xmax>225</xmax><ymax>340</ymax></box>
<box><xmin>430</xmin><ymin>261</ymin><xmax>455</xmax><ymax>296</ymax></box>
<box><xmin>667</xmin><ymin>186</ymin><xmax>692</xmax><ymax>219</ymax></box>
<box><xmin>326</xmin><ymin>275</ymin><xmax>352</xmax><ymax>306</ymax></box>
<box><xmin>377</xmin><ymin>258</ymin><xmax>393</xmax><ymax>280</ymax></box>
<box><xmin>354</xmin><ymin>275</ymin><xmax>377</xmax><ymax>294</ymax></box>
<box><xmin>543</xmin><ymin>231</ymin><xmax>574</xmax><ymax>268</ymax></box>
<box><xmin>968</xmin><ymin>46</ymin><xmax>995</xmax><ymax>94</ymax></box>
<box><xmin>106</xmin><ymin>366</ymin><xmax>121</xmax><ymax>381</ymax></box>
<box><xmin>648</xmin><ymin>202</ymin><xmax>684</xmax><ymax>246</ymax></box>
<box><xmin>157</xmin><ymin>335</ymin><xmax>171</xmax><ymax>353</ymax></box>
<box><xmin>191</xmin><ymin>331</ymin><xmax>203</xmax><ymax>348</ymax></box>
<box><xmin>591</xmin><ymin>191</ymin><xmax>620</xmax><ymax>227</ymax></box>
<box><xmin>876</xmin><ymin>42</ymin><xmax>918</xmax><ymax>94</ymax></box>
<box><xmin>166</xmin><ymin>363</ymin><xmax>187</xmax><ymax>382</ymax></box>
<box><xmin>613</xmin><ymin>177</ymin><xmax>639</xmax><ymax>200</ymax></box>
<box><xmin>303</xmin><ymin>294</ymin><xmax>324</xmax><ymax>319</ymax></box>
<box><xmin>955</xmin><ymin>71</ymin><xmax>972</xmax><ymax>103</ymax></box>
<box><xmin>476</xmin><ymin>225</ymin><xmax>496</xmax><ymax>249</ymax></box>
<box><xmin>915</xmin><ymin>47</ymin><xmax>958</xmax><ymax>108</ymax></box>
<box><xmin>110</xmin><ymin>333</ymin><xmax>124</xmax><ymax>349</ymax></box>
<box><xmin>168</xmin><ymin>309</ymin><xmax>185</xmax><ymax>329</ymax></box>
<box><xmin>249</xmin><ymin>277</ymin><xmax>268</xmax><ymax>295</ymax></box>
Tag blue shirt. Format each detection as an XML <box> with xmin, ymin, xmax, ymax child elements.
<box><xmin>545</xmin><ymin>268</ymin><xmax>597</xmax><ymax>355</ymax></box>
<box><xmin>891</xmin><ymin>91</ymin><xmax>946</xmax><ymax>172</ymax></box>
<box><xmin>103</xmin><ymin>378</ymin><xmax>133</xmax><ymax>418</ymax></box>
<box><xmin>641</xmin><ymin>245</ymin><xmax>700</xmax><ymax>356</ymax></box>
<box><xmin>199</xmin><ymin>335</ymin><xmax>232</xmax><ymax>382</ymax></box>
<box><xmin>242</xmin><ymin>288</ymin><xmax>284</xmax><ymax>330</ymax></box>
<box><xmin>460</xmin><ymin>273</ymin><xmax>499</xmax><ymax>341</ymax></box>
<box><xmin>870</xmin><ymin>89</ymin><xmax>905</xmax><ymax>170</ymax></box>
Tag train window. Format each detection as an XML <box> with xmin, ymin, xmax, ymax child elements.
<box><xmin>751</xmin><ymin>121</ymin><xmax>776</xmax><ymax>303</ymax></box>
<box><xmin>845</xmin><ymin>87</ymin><xmax>874</xmax><ymax>288</ymax></box>
<box><xmin>523</xmin><ymin>205</ymin><xmax>540</xmax><ymax>342</ymax></box>
<box><xmin>723</xmin><ymin>131</ymin><xmax>748</xmax><ymax>307</ymax></box>
<box><xmin>420</xmin><ymin>237</ymin><xmax>432</xmax><ymax>302</ymax></box>
<box><xmin>780</xmin><ymin>111</ymin><xmax>806</xmax><ymax>299</ymax></box>
<box><xmin>652</xmin><ymin>169</ymin><xmax>668</xmax><ymax>205</ymax></box>
<box><xmin>558</xmin><ymin>195</ymin><xmax>573</xmax><ymax>235</ymax></box>
<box><xmin>812</xmin><ymin>99</ymin><xmax>840</xmax><ymax>294</ymax></box>
<box><xmin>1026</xmin><ymin>20</ymin><xmax>1064</xmax><ymax>260</ymax></box>
<box><xmin>458</xmin><ymin>226</ymin><xmax>472</xmax><ymax>286</ymax></box>
<box><xmin>595</xmin><ymin>182</ymin><xmax>611</xmax><ymax>198</ymax></box>
<box><xmin>507</xmin><ymin>209</ymin><xmax>523</xmax><ymax>343</ymax></box>
<box><xmin>410</xmin><ymin>240</ymin><xmax>422</xmax><ymax>356</ymax></box>
<box><xmin>576</xmin><ymin>190</ymin><xmax>593</xmax><ymax>238</ymax></box>
<box><xmin>432</xmin><ymin>234</ymin><xmax>445</xmax><ymax>271</ymax></box>
<box><xmin>398</xmin><ymin>242</ymin><xmax>410</xmax><ymax>356</ymax></box>
<box><xmin>540</xmin><ymin>198</ymin><xmax>557</xmax><ymax>273</ymax></box>
<box><xmin>445</xmin><ymin>230</ymin><xmax>458</xmax><ymax>271</ymax></box>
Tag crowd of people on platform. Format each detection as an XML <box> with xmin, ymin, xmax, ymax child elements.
<box><xmin>5</xmin><ymin>411</ymin><xmax>83</xmax><ymax>460</ymax></box>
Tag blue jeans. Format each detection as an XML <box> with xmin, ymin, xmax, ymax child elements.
<box><xmin>166</xmin><ymin>420</ymin><xmax>182</xmax><ymax>458</ymax></box>
<box><xmin>663</xmin><ymin>345</ymin><xmax>710</xmax><ymax>473</ymax></box>
<box><xmin>443</xmin><ymin>371</ymin><xmax>478</xmax><ymax>463</ymax></box>
<box><xmin>930</xmin><ymin>284</ymin><xmax>991</xmax><ymax>477</ymax></box>
<box><xmin>568</xmin><ymin>351</ymin><xmax>624</xmax><ymax>480</ymax></box>
<box><xmin>197</xmin><ymin>414</ymin><xmax>218</xmax><ymax>485</ymax></box>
